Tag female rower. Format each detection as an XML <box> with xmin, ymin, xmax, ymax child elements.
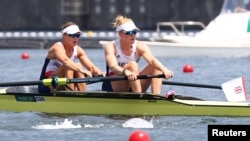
<box><xmin>38</xmin><ymin>22</ymin><xmax>104</xmax><ymax>93</ymax></box>
<box><xmin>102</xmin><ymin>15</ymin><xmax>174</xmax><ymax>94</ymax></box>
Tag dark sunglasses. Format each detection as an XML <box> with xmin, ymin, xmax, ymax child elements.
<box><xmin>123</xmin><ymin>30</ymin><xmax>137</xmax><ymax>35</ymax></box>
<box><xmin>67</xmin><ymin>33</ymin><xmax>81</xmax><ymax>38</ymax></box>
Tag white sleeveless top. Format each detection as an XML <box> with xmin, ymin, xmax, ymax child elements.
<box><xmin>45</xmin><ymin>42</ymin><xmax>78</xmax><ymax>72</ymax></box>
<box><xmin>110</xmin><ymin>39</ymin><xmax>140</xmax><ymax>70</ymax></box>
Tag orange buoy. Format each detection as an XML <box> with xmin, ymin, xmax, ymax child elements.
<box><xmin>183</xmin><ymin>64</ymin><xmax>194</xmax><ymax>73</ymax></box>
<box><xmin>129</xmin><ymin>130</ymin><xmax>151</xmax><ymax>141</ymax></box>
<box><xmin>21</xmin><ymin>52</ymin><xmax>30</xmax><ymax>59</ymax></box>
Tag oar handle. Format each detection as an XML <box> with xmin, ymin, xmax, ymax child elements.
<box><xmin>162</xmin><ymin>81</ymin><xmax>221</xmax><ymax>89</ymax></box>
<box><xmin>138</xmin><ymin>74</ymin><xmax>165</xmax><ymax>79</ymax></box>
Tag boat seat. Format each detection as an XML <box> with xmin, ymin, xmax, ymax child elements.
<box><xmin>6</xmin><ymin>86</ymin><xmax>39</xmax><ymax>94</ymax></box>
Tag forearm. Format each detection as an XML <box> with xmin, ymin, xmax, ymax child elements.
<box><xmin>90</xmin><ymin>66</ymin><xmax>102</xmax><ymax>74</ymax></box>
<box><xmin>110</xmin><ymin>65</ymin><xmax>124</xmax><ymax>75</ymax></box>
<box><xmin>152</xmin><ymin>58</ymin><xmax>169</xmax><ymax>72</ymax></box>
<box><xmin>64</xmin><ymin>60</ymin><xmax>86</xmax><ymax>73</ymax></box>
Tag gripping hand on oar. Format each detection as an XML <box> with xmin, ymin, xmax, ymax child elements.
<box><xmin>162</xmin><ymin>69</ymin><xmax>174</xmax><ymax>79</ymax></box>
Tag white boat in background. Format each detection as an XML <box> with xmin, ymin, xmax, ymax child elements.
<box><xmin>100</xmin><ymin>0</ymin><xmax>250</xmax><ymax>57</ymax></box>
<box><xmin>145</xmin><ymin>0</ymin><xmax>250</xmax><ymax>57</ymax></box>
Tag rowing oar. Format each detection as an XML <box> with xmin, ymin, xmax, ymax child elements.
<box><xmin>0</xmin><ymin>74</ymin><xmax>165</xmax><ymax>87</ymax></box>
<box><xmin>162</xmin><ymin>81</ymin><xmax>221</xmax><ymax>89</ymax></box>
<box><xmin>162</xmin><ymin>77</ymin><xmax>248</xmax><ymax>102</ymax></box>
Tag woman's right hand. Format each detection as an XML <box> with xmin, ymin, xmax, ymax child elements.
<box><xmin>85</xmin><ymin>70</ymin><xmax>93</xmax><ymax>77</ymax></box>
<box><xmin>98</xmin><ymin>72</ymin><xmax>106</xmax><ymax>77</ymax></box>
<box><xmin>81</xmin><ymin>70</ymin><xmax>92</xmax><ymax>77</ymax></box>
<box><xmin>123</xmin><ymin>69</ymin><xmax>137</xmax><ymax>81</ymax></box>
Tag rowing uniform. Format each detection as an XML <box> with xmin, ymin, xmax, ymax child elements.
<box><xmin>38</xmin><ymin>42</ymin><xmax>78</xmax><ymax>93</ymax></box>
<box><xmin>102</xmin><ymin>39</ymin><xmax>140</xmax><ymax>91</ymax></box>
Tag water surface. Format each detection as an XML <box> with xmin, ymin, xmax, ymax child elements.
<box><xmin>0</xmin><ymin>48</ymin><xmax>250</xmax><ymax>141</ymax></box>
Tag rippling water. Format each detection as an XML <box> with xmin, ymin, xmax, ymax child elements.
<box><xmin>1</xmin><ymin>48</ymin><xmax>250</xmax><ymax>141</ymax></box>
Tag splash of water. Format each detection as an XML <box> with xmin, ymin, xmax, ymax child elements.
<box><xmin>31</xmin><ymin>118</ymin><xmax>82</xmax><ymax>129</ymax></box>
<box><xmin>122</xmin><ymin>117</ymin><xmax>154</xmax><ymax>128</ymax></box>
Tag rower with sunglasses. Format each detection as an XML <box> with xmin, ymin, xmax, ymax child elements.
<box><xmin>102</xmin><ymin>15</ymin><xmax>174</xmax><ymax>94</ymax></box>
<box><xmin>38</xmin><ymin>22</ymin><xmax>105</xmax><ymax>93</ymax></box>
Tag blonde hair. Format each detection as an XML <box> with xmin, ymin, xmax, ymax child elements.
<box><xmin>61</xmin><ymin>22</ymin><xmax>77</xmax><ymax>30</ymax></box>
<box><xmin>112</xmin><ymin>15</ymin><xmax>133</xmax><ymax>28</ymax></box>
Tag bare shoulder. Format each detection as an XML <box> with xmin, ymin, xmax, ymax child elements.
<box><xmin>103</xmin><ymin>41</ymin><xmax>115</xmax><ymax>51</ymax></box>
<box><xmin>48</xmin><ymin>42</ymin><xmax>61</xmax><ymax>52</ymax></box>
<box><xmin>136</xmin><ymin>40</ymin><xmax>150</xmax><ymax>51</ymax></box>
<box><xmin>50</xmin><ymin>42</ymin><xmax>62</xmax><ymax>50</ymax></box>
<box><xmin>104</xmin><ymin>41</ymin><xmax>114</xmax><ymax>47</ymax></box>
<box><xmin>76</xmin><ymin>45</ymin><xmax>86</xmax><ymax>56</ymax></box>
<box><xmin>76</xmin><ymin>45</ymin><xmax>84</xmax><ymax>51</ymax></box>
<box><xmin>47</xmin><ymin>42</ymin><xmax>63</xmax><ymax>58</ymax></box>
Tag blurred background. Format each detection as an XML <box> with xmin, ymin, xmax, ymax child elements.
<box><xmin>0</xmin><ymin>0</ymin><xmax>223</xmax><ymax>30</ymax></box>
<box><xmin>0</xmin><ymin>0</ymin><xmax>224</xmax><ymax>48</ymax></box>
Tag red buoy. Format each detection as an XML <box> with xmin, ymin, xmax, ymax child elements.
<box><xmin>129</xmin><ymin>130</ymin><xmax>151</xmax><ymax>141</ymax></box>
<box><xmin>21</xmin><ymin>52</ymin><xmax>30</xmax><ymax>59</ymax></box>
<box><xmin>183</xmin><ymin>64</ymin><xmax>194</xmax><ymax>73</ymax></box>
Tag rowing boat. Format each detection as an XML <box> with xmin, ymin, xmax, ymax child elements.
<box><xmin>0</xmin><ymin>75</ymin><xmax>248</xmax><ymax>117</ymax></box>
<box><xmin>0</xmin><ymin>86</ymin><xmax>249</xmax><ymax>117</ymax></box>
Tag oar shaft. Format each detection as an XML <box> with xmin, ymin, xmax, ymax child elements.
<box><xmin>69</xmin><ymin>74</ymin><xmax>165</xmax><ymax>83</ymax></box>
<box><xmin>0</xmin><ymin>74</ymin><xmax>164</xmax><ymax>87</ymax></box>
<box><xmin>162</xmin><ymin>81</ymin><xmax>221</xmax><ymax>89</ymax></box>
<box><xmin>0</xmin><ymin>79</ymin><xmax>54</xmax><ymax>87</ymax></box>
<box><xmin>0</xmin><ymin>80</ymin><xmax>42</xmax><ymax>87</ymax></box>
